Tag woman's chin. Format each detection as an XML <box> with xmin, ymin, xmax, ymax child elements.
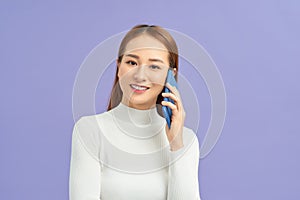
<box><xmin>125</xmin><ymin>98</ymin><xmax>155</xmax><ymax>109</ymax></box>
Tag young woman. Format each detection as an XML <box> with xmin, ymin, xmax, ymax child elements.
<box><xmin>69</xmin><ymin>24</ymin><xmax>201</xmax><ymax>200</ymax></box>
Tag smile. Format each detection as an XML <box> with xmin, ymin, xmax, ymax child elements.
<box><xmin>130</xmin><ymin>84</ymin><xmax>150</xmax><ymax>91</ymax></box>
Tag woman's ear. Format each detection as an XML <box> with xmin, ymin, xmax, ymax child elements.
<box><xmin>116</xmin><ymin>59</ymin><xmax>119</xmax><ymax>68</ymax></box>
<box><xmin>172</xmin><ymin>68</ymin><xmax>177</xmax><ymax>76</ymax></box>
<box><xmin>117</xmin><ymin>59</ymin><xmax>121</xmax><ymax>78</ymax></box>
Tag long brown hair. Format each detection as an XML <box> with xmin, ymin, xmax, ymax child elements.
<box><xmin>107</xmin><ymin>24</ymin><xmax>179</xmax><ymax>116</ymax></box>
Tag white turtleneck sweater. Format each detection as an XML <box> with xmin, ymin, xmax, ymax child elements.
<box><xmin>69</xmin><ymin>102</ymin><xmax>201</xmax><ymax>200</ymax></box>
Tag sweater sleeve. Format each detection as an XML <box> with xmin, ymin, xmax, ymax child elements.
<box><xmin>69</xmin><ymin>117</ymin><xmax>102</xmax><ymax>200</ymax></box>
<box><xmin>167</xmin><ymin>128</ymin><xmax>201</xmax><ymax>200</ymax></box>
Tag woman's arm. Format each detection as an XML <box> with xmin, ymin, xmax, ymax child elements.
<box><xmin>167</xmin><ymin>129</ymin><xmax>201</xmax><ymax>200</ymax></box>
<box><xmin>69</xmin><ymin>118</ymin><xmax>102</xmax><ymax>200</ymax></box>
<box><xmin>161</xmin><ymin>83</ymin><xmax>201</xmax><ymax>199</ymax></box>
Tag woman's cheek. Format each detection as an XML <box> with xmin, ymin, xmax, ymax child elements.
<box><xmin>117</xmin><ymin>66</ymin><xmax>127</xmax><ymax>79</ymax></box>
<box><xmin>151</xmin><ymin>73</ymin><xmax>167</xmax><ymax>88</ymax></box>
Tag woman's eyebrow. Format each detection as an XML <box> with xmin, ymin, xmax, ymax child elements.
<box><xmin>125</xmin><ymin>53</ymin><xmax>139</xmax><ymax>59</ymax></box>
<box><xmin>148</xmin><ymin>58</ymin><xmax>164</xmax><ymax>64</ymax></box>
<box><xmin>125</xmin><ymin>54</ymin><xmax>165</xmax><ymax>64</ymax></box>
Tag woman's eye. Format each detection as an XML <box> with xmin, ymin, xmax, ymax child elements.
<box><xmin>126</xmin><ymin>60</ymin><xmax>137</xmax><ymax>66</ymax></box>
<box><xmin>149</xmin><ymin>65</ymin><xmax>161</xmax><ymax>70</ymax></box>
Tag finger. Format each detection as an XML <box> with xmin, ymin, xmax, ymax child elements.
<box><xmin>164</xmin><ymin>83</ymin><xmax>183</xmax><ymax>111</ymax></box>
<box><xmin>161</xmin><ymin>100</ymin><xmax>178</xmax><ymax>114</ymax></box>
<box><xmin>162</xmin><ymin>92</ymin><xmax>178</xmax><ymax>102</ymax></box>
<box><xmin>165</xmin><ymin>83</ymin><xmax>181</xmax><ymax>100</ymax></box>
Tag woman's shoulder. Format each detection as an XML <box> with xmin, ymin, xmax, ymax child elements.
<box><xmin>75</xmin><ymin>110</ymin><xmax>113</xmax><ymax>126</ymax></box>
<box><xmin>73</xmin><ymin>110</ymin><xmax>116</xmax><ymax>142</ymax></box>
<box><xmin>182</xmin><ymin>126</ymin><xmax>200</xmax><ymax>152</ymax></box>
<box><xmin>182</xmin><ymin>126</ymin><xmax>198</xmax><ymax>141</ymax></box>
<box><xmin>168</xmin><ymin>126</ymin><xmax>200</xmax><ymax>162</ymax></box>
<box><xmin>72</xmin><ymin>113</ymin><xmax>111</xmax><ymax>162</ymax></box>
<box><xmin>73</xmin><ymin>111</ymin><xmax>114</xmax><ymax>144</ymax></box>
<box><xmin>182</xmin><ymin>126</ymin><xmax>196</xmax><ymax>134</ymax></box>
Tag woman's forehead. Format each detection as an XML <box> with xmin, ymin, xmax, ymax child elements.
<box><xmin>124</xmin><ymin>35</ymin><xmax>168</xmax><ymax>53</ymax></box>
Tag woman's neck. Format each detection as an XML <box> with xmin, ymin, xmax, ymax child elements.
<box><xmin>109</xmin><ymin>101</ymin><xmax>165</xmax><ymax>139</ymax></box>
<box><xmin>121</xmin><ymin>98</ymin><xmax>157</xmax><ymax>110</ymax></box>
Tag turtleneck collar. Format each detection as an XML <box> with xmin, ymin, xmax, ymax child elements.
<box><xmin>110</xmin><ymin>102</ymin><xmax>165</xmax><ymax>139</ymax></box>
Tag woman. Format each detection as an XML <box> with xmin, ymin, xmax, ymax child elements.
<box><xmin>69</xmin><ymin>24</ymin><xmax>201</xmax><ymax>200</ymax></box>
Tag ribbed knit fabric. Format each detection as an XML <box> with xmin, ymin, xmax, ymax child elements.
<box><xmin>69</xmin><ymin>102</ymin><xmax>201</xmax><ymax>200</ymax></box>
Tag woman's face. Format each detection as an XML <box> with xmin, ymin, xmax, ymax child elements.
<box><xmin>117</xmin><ymin>34</ymin><xmax>170</xmax><ymax>110</ymax></box>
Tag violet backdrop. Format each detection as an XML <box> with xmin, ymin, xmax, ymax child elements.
<box><xmin>0</xmin><ymin>0</ymin><xmax>299</xmax><ymax>199</ymax></box>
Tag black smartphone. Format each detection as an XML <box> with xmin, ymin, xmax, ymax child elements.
<box><xmin>162</xmin><ymin>68</ymin><xmax>178</xmax><ymax>128</ymax></box>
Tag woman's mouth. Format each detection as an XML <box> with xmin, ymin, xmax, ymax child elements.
<box><xmin>130</xmin><ymin>84</ymin><xmax>150</xmax><ymax>93</ymax></box>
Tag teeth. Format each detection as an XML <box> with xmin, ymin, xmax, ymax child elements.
<box><xmin>131</xmin><ymin>84</ymin><xmax>148</xmax><ymax>90</ymax></box>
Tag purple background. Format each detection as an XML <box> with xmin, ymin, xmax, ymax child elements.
<box><xmin>1</xmin><ymin>0</ymin><xmax>299</xmax><ymax>199</ymax></box>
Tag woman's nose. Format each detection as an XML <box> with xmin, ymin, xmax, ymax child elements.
<box><xmin>133</xmin><ymin>65</ymin><xmax>147</xmax><ymax>82</ymax></box>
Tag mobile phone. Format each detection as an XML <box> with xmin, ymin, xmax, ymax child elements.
<box><xmin>162</xmin><ymin>68</ymin><xmax>178</xmax><ymax>129</ymax></box>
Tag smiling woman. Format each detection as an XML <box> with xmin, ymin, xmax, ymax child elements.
<box><xmin>117</xmin><ymin>34</ymin><xmax>170</xmax><ymax>110</ymax></box>
<box><xmin>69</xmin><ymin>24</ymin><xmax>201</xmax><ymax>200</ymax></box>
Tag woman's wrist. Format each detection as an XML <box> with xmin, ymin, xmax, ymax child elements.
<box><xmin>170</xmin><ymin>141</ymin><xmax>184</xmax><ymax>151</ymax></box>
